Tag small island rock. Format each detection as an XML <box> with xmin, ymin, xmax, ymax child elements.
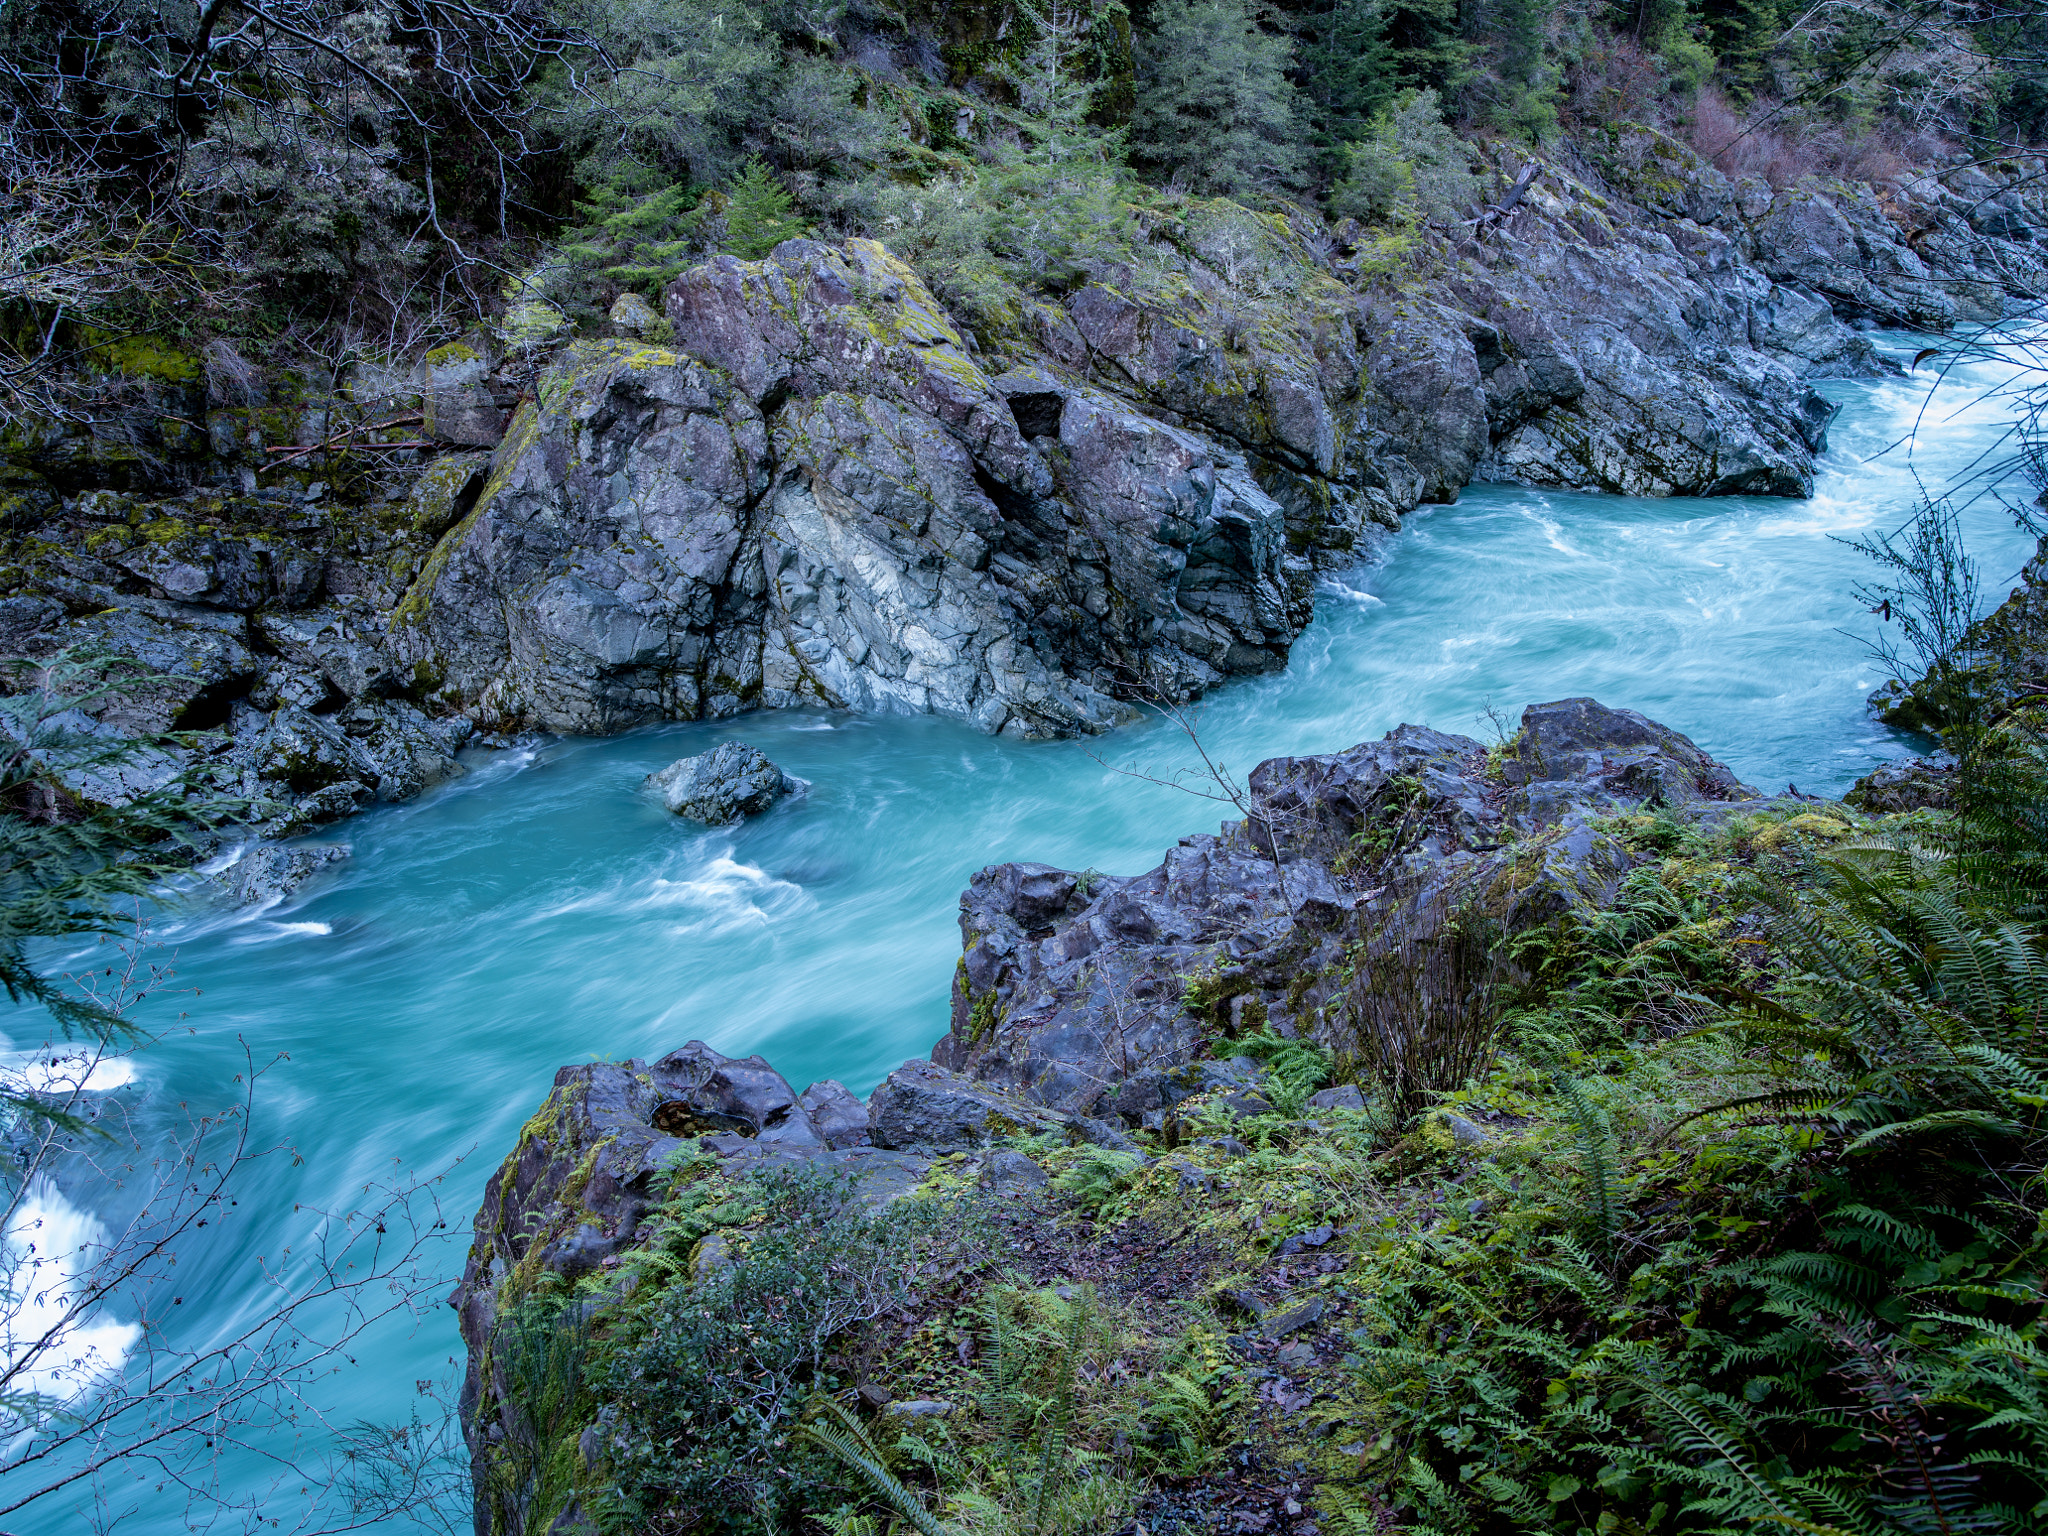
<box><xmin>645</xmin><ymin>742</ymin><xmax>807</xmax><ymax>824</ymax></box>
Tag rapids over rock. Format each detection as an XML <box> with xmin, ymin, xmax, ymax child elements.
<box><xmin>9</xmin><ymin>322</ymin><xmax>2042</xmax><ymax>1534</ymax></box>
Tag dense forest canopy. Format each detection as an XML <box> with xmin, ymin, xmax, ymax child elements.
<box><xmin>2</xmin><ymin>0</ymin><xmax>2045</xmax><ymax>416</ymax></box>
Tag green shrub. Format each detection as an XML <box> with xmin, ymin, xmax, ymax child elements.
<box><xmin>584</xmin><ymin>1166</ymin><xmax>989</xmax><ymax>1532</ymax></box>
<box><xmin>1329</xmin><ymin>89</ymin><xmax>1482</xmax><ymax>227</ymax></box>
<box><xmin>1341</xmin><ymin>824</ymin><xmax>2048</xmax><ymax>1534</ymax></box>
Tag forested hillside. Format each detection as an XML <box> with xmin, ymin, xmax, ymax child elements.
<box><xmin>4</xmin><ymin>0</ymin><xmax>2045</xmax><ymax>421</ymax></box>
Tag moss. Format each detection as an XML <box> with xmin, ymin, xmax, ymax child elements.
<box><xmin>967</xmin><ymin>987</ymin><xmax>1000</xmax><ymax>1045</ymax></box>
<box><xmin>137</xmin><ymin>516</ymin><xmax>197</xmax><ymax>545</ymax></box>
<box><xmin>84</xmin><ymin>330</ymin><xmax>202</xmax><ymax>383</ymax></box>
<box><xmin>423</xmin><ymin>342</ymin><xmax>479</xmax><ymax>369</ymax></box>
<box><xmin>1751</xmin><ymin>810</ymin><xmax>1856</xmax><ymax>853</ymax></box>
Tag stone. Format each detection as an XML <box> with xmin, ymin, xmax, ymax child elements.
<box><xmin>645</xmin><ymin>741</ymin><xmax>806</xmax><ymax>823</ymax></box>
<box><xmin>421</xmin><ymin>345</ymin><xmax>507</xmax><ymax>447</ymax></box>
<box><xmin>884</xmin><ymin>1400</ymin><xmax>957</xmax><ymax>1419</ymax></box>
<box><xmin>1259</xmin><ymin>1298</ymin><xmax>1325</xmax><ymax>1339</ymax></box>
<box><xmin>936</xmin><ymin>699</ymin><xmax>1757</xmax><ymax>1113</ymax></box>
<box><xmin>608</xmin><ymin>291</ymin><xmax>661</xmax><ymax>336</ymax></box>
<box><xmin>1509</xmin><ymin>697</ymin><xmax>1754</xmax><ymax>821</ymax></box>
<box><xmin>865</xmin><ymin>1060</ymin><xmax>1065</xmax><ymax>1151</ymax></box>
<box><xmin>648</xmin><ymin>1040</ymin><xmax>823</xmax><ymax>1144</ymax></box>
<box><xmin>798</xmin><ymin>1080</ymin><xmax>871</xmax><ymax>1148</ymax></box>
<box><xmin>1437</xmin><ymin>1111</ymin><xmax>1490</xmax><ymax>1148</ymax></box>
<box><xmin>1276</xmin><ymin>1223</ymin><xmax>1335</xmax><ymax>1256</ymax></box>
<box><xmin>689</xmin><ymin>1232</ymin><xmax>735</xmax><ymax>1287</ymax></box>
<box><xmin>206</xmin><ymin>841</ymin><xmax>350</xmax><ymax>907</ymax></box>
<box><xmin>1305</xmin><ymin>1084</ymin><xmax>1365</xmax><ymax>1112</ymax></box>
<box><xmin>1218</xmin><ymin>1091</ymin><xmax>1276</xmax><ymax>1121</ymax></box>
<box><xmin>1846</xmin><ymin>755</ymin><xmax>1954</xmax><ymax>813</ymax></box>
<box><xmin>979</xmin><ymin>1150</ymin><xmax>1050</xmax><ymax>1192</ymax></box>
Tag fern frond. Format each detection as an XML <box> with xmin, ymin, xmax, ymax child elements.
<box><xmin>798</xmin><ymin>1398</ymin><xmax>956</xmax><ymax>1536</ymax></box>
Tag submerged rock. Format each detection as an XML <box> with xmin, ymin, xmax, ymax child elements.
<box><xmin>646</xmin><ymin>741</ymin><xmax>806</xmax><ymax>823</ymax></box>
<box><xmin>207</xmin><ymin>842</ymin><xmax>350</xmax><ymax>907</ymax></box>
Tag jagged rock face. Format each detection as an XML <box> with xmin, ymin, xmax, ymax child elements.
<box><xmin>394</xmin><ymin>241</ymin><xmax>1308</xmax><ymax>738</ymax></box>
<box><xmin>9</xmin><ymin>142</ymin><xmax>2048</xmax><ymax>832</ymax></box>
<box><xmin>1363</xmin><ymin>132</ymin><xmax>1859</xmax><ymax>498</ymax></box>
<box><xmin>942</xmin><ymin>699</ymin><xmax>1761</xmax><ymax>1114</ymax></box>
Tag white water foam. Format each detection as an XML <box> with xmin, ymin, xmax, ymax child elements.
<box><xmin>2</xmin><ymin>1181</ymin><xmax>142</xmax><ymax>1413</ymax></box>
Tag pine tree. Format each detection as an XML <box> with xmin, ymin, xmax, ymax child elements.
<box><xmin>1131</xmin><ymin>0</ymin><xmax>1306</xmax><ymax>195</ymax></box>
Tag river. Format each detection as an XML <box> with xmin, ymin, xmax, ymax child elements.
<box><xmin>11</xmin><ymin>332</ymin><xmax>2043</xmax><ymax>1531</ymax></box>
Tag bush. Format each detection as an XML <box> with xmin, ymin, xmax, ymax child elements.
<box><xmin>1131</xmin><ymin>0</ymin><xmax>1307</xmax><ymax>194</ymax></box>
<box><xmin>1340</xmin><ymin>800</ymin><xmax>2048</xmax><ymax>1534</ymax></box>
<box><xmin>1329</xmin><ymin>89</ymin><xmax>1483</xmax><ymax>226</ymax></box>
<box><xmin>591</xmin><ymin>1167</ymin><xmax>990</xmax><ymax>1532</ymax></box>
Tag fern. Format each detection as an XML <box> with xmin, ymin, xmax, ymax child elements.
<box><xmin>798</xmin><ymin>1399</ymin><xmax>956</xmax><ymax>1536</ymax></box>
<box><xmin>1553</xmin><ymin>1069</ymin><xmax>1625</xmax><ymax>1257</ymax></box>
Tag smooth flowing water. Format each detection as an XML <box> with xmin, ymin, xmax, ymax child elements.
<box><xmin>16</xmin><ymin>336</ymin><xmax>2046</xmax><ymax>1530</ymax></box>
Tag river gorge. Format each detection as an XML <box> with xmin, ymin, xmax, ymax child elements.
<box><xmin>8</xmin><ymin>326</ymin><xmax>2036</xmax><ymax>1533</ymax></box>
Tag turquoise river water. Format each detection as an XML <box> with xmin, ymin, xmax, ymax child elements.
<box><xmin>12</xmin><ymin>334</ymin><xmax>2047</xmax><ymax>1531</ymax></box>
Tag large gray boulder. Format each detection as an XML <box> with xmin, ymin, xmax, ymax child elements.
<box><xmin>865</xmin><ymin>1060</ymin><xmax>1067</xmax><ymax>1151</ymax></box>
<box><xmin>646</xmin><ymin>740</ymin><xmax>805</xmax><ymax>823</ymax></box>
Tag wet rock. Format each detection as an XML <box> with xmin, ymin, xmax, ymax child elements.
<box><xmin>208</xmin><ymin>842</ymin><xmax>350</xmax><ymax>907</ymax></box>
<box><xmin>257</xmin><ymin>608</ymin><xmax>404</xmax><ymax>701</ymax></box>
<box><xmin>646</xmin><ymin>741</ymin><xmax>806</xmax><ymax>823</ymax></box>
<box><xmin>649</xmin><ymin>1040</ymin><xmax>823</xmax><ymax>1144</ymax></box>
<box><xmin>249</xmin><ymin>707</ymin><xmax>378</xmax><ymax>797</ymax></box>
<box><xmin>1846</xmin><ymin>755</ymin><xmax>1954</xmax><ymax>814</ymax></box>
<box><xmin>336</xmin><ymin>699</ymin><xmax>471</xmax><ymax>802</ymax></box>
<box><xmin>798</xmin><ymin>1080</ymin><xmax>871</xmax><ymax>1148</ymax></box>
<box><xmin>42</xmin><ymin>604</ymin><xmax>257</xmax><ymax>736</ymax></box>
<box><xmin>939</xmin><ymin>698</ymin><xmax>1758</xmax><ymax>1111</ymax></box>
<box><xmin>1509</xmin><ymin>696</ymin><xmax>1755</xmax><ymax>822</ymax></box>
<box><xmin>396</xmin><ymin>242</ymin><xmax>1322</xmax><ymax>744</ymax></box>
<box><xmin>865</xmin><ymin>1061</ymin><xmax>1065</xmax><ymax>1151</ymax></box>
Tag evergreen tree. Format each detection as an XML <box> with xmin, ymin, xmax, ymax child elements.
<box><xmin>0</xmin><ymin>652</ymin><xmax>234</xmax><ymax>1119</ymax></box>
<box><xmin>720</xmin><ymin>159</ymin><xmax>809</xmax><ymax>259</ymax></box>
<box><xmin>1301</xmin><ymin>0</ymin><xmax>1397</xmax><ymax>153</ymax></box>
<box><xmin>1381</xmin><ymin>0</ymin><xmax>1470</xmax><ymax>91</ymax></box>
<box><xmin>560</xmin><ymin>179</ymin><xmax>707</xmax><ymax>295</ymax></box>
<box><xmin>1131</xmin><ymin>0</ymin><xmax>1306</xmax><ymax>194</ymax></box>
<box><xmin>983</xmin><ymin>0</ymin><xmax>1134</xmax><ymax>286</ymax></box>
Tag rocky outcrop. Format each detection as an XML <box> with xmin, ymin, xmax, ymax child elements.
<box><xmin>1868</xmin><ymin>528</ymin><xmax>2048</xmax><ymax>734</ymax></box>
<box><xmin>203</xmin><ymin>840</ymin><xmax>349</xmax><ymax>907</ymax></box>
<box><xmin>8</xmin><ymin>137</ymin><xmax>2045</xmax><ymax>841</ymax></box>
<box><xmin>645</xmin><ymin>740</ymin><xmax>805</xmax><ymax>822</ymax></box>
<box><xmin>388</xmin><ymin>241</ymin><xmax>1309</xmax><ymax>739</ymax></box>
<box><xmin>1846</xmin><ymin>755</ymin><xmax>1955</xmax><ymax>812</ymax></box>
<box><xmin>941</xmin><ymin>698</ymin><xmax>1761</xmax><ymax>1114</ymax></box>
<box><xmin>449</xmin><ymin>695</ymin><xmax>1863</xmax><ymax>1536</ymax></box>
